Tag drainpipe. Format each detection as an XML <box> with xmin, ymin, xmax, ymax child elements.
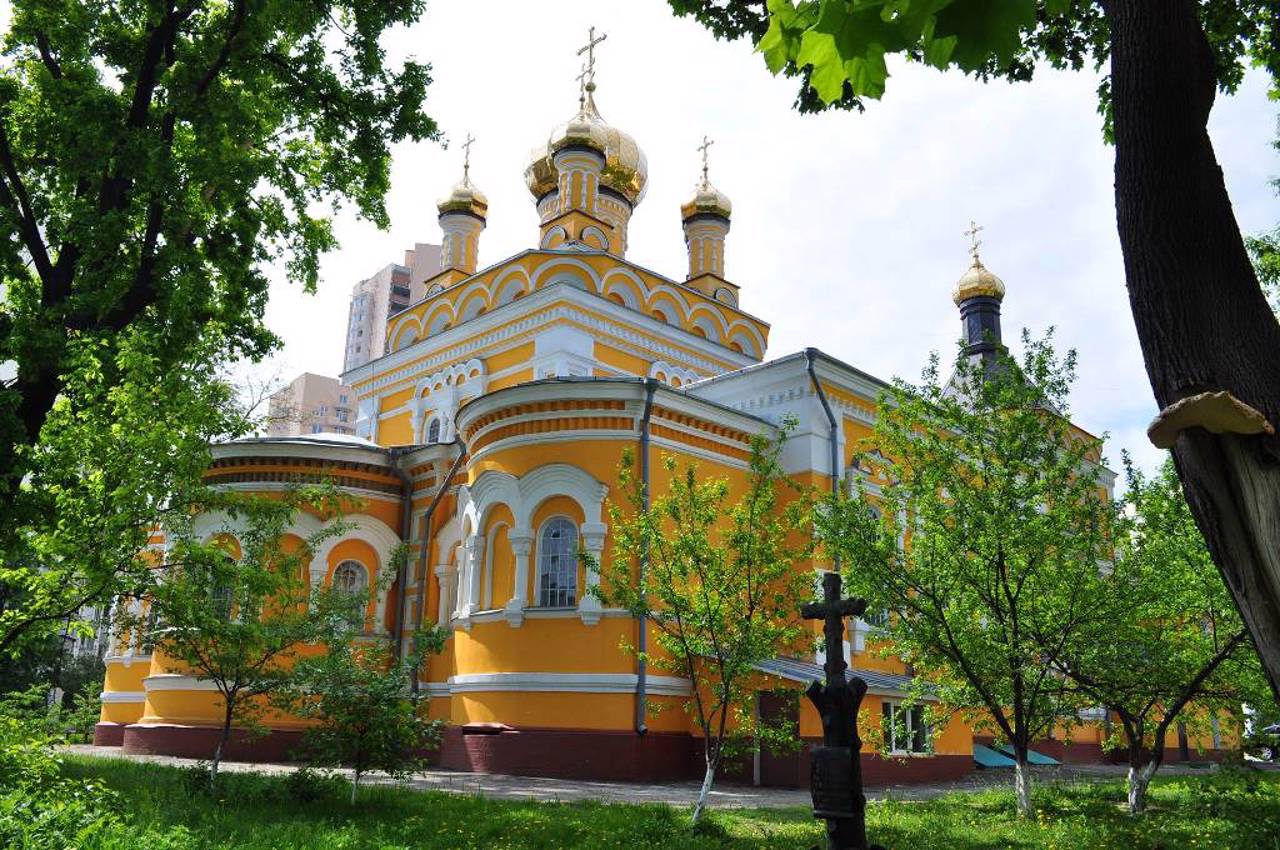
<box><xmin>389</xmin><ymin>447</ymin><xmax>415</xmax><ymax>658</ymax></box>
<box><xmin>805</xmin><ymin>349</ymin><xmax>841</xmax><ymax>567</ymax></box>
<box><xmin>408</xmin><ymin>440</ymin><xmax>468</xmax><ymax>696</ymax></box>
<box><xmin>635</xmin><ymin>378</ymin><xmax>658</xmax><ymax>735</ymax></box>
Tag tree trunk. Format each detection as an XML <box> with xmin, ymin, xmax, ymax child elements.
<box><xmin>690</xmin><ymin>752</ymin><xmax>719</xmax><ymax>826</ymax></box>
<box><xmin>1126</xmin><ymin>758</ymin><xmax>1160</xmax><ymax>815</ymax></box>
<box><xmin>351</xmin><ymin>767</ymin><xmax>360</xmax><ymax>804</ymax></box>
<box><xmin>1012</xmin><ymin>754</ymin><xmax>1034</xmax><ymax>818</ymax></box>
<box><xmin>211</xmin><ymin>698</ymin><xmax>234</xmax><ymax>787</ymax></box>
<box><xmin>1107</xmin><ymin>2</ymin><xmax>1280</xmax><ymax>701</ymax></box>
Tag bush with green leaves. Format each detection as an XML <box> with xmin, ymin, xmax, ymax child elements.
<box><xmin>276</xmin><ymin>626</ymin><xmax>447</xmax><ymax>802</ymax></box>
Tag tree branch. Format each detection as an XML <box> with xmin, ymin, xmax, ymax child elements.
<box><xmin>35</xmin><ymin>32</ymin><xmax>63</xmax><ymax>79</ymax></box>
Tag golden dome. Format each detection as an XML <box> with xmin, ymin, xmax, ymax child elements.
<box><xmin>525</xmin><ymin>86</ymin><xmax>648</xmax><ymax>206</ymax></box>
<box><xmin>952</xmin><ymin>257</ymin><xmax>1005</xmax><ymax>305</ymax></box>
<box><xmin>681</xmin><ymin>176</ymin><xmax>732</xmax><ymax>221</ymax></box>
<box><xmin>437</xmin><ymin>176</ymin><xmax>488</xmax><ymax>219</ymax></box>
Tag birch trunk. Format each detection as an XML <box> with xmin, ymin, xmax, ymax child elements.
<box><xmin>690</xmin><ymin>758</ymin><xmax>718</xmax><ymax>825</ymax></box>
<box><xmin>1013</xmin><ymin>757</ymin><xmax>1033</xmax><ymax>818</ymax></box>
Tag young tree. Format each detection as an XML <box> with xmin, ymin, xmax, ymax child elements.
<box><xmin>128</xmin><ymin>487</ymin><xmax>347</xmax><ymax>786</ymax></box>
<box><xmin>818</xmin><ymin>333</ymin><xmax>1116</xmax><ymax>817</ymax></box>
<box><xmin>1059</xmin><ymin>456</ymin><xmax>1267</xmax><ymax>814</ymax></box>
<box><xmin>592</xmin><ymin>426</ymin><xmax>813</xmax><ymax>825</ymax></box>
<box><xmin>0</xmin><ymin>0</ymin><xmax>438</xmax><ymax>667</ymax></box>
<box><xmin>277</xmin><ymin>624</ymin><xmax>447</xmax><ymax>803</ymax></box>
<box><xmin>668</xmin><ymin>0</ymin><xmax>1280</xmax><ymax>701</ymax></box>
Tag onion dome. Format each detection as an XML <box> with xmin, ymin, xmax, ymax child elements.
<box><xmin>681</xmin><ymin>176</ymin><xmax>732</xmax><ymax>221</ymax></box>
<box><xmin>952</xmin><ymin>256</ymin><xmax>1005</xmax><ymax>305</ymax></box>
<box><xmin>437</xmin><ymin>175</ymin><xmax>487</xmax><ymax>219</ymax></box>
<box><xmin>525</xmin><ymin>84</ymin><xmax>648</xmax><ymax>206</ymax></box>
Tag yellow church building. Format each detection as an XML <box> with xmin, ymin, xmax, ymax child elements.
<box><xmin>92</xmin><ymin>47</ymin><xmax>1231</xmax><ymax>786</ymax></box>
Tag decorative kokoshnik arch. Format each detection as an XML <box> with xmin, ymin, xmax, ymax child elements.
<box><xmin>455</xmin><ymin>463</ymin><xmax>609</xmax><ymax>627</ymax></box>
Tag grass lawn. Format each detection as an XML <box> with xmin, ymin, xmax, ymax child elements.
<box><xmin>49</xmin><ymin>756</ymin><xmax>1280</xmax><ymax>849</ymax></box>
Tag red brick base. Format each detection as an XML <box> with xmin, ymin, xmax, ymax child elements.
<box><xmin>93</xmin><ymin>722</ymin><xmax>126</xmax><ymax>747</ymax></box>
<box><xmin>121</xmin><ymin>724</ymin><xmax>308</xmax><ymax>763</ymax></box>
<box><xmin>438</xmin><ymin>725</ymin><xmax>697</xmax><ymax>782</ymax></box>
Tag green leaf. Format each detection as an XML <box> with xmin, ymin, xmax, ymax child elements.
<box><xmin>932</xmin><ymin>0</ymin><xmax>1037</xmax><ymax>71</ymax></box>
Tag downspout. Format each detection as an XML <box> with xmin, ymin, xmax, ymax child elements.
<box><xmin>805</xmin><ymin>348</ymin><xmax>841</xmax><ymax>566</ymax></box>
<box><xmin>389</xmin><ymin>447</ymin><xmax>415</xmax><ymax>658</ymax></box>
<box><xmin>635</xmin><ymin>378</ymin><xmax>658</xmax><ymax>735</ymax></box>
<box><xmin>407</xmin><ymin>440</ymin><xmax>468</xmax><ymax>696</ymax></box>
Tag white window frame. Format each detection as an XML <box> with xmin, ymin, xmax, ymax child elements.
<box><xmin>536</xmin><ymin>517</ymin><xmax>578</xmax><ymax>608</ymax></box>
<box><xmin>882</xmin><ymin>700</ymin><xmax>930</xmax><ymax>754</ymax></box>
<box><xmin>333</xmin><ymin>560</ymin><xmax>370</xmax><ymax>628</ymax></box>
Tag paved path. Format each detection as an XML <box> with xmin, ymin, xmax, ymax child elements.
<box><xmin>63</xmin><ymin>744</ymin><xmax>1227</xmax><ymax>809</ymax></box>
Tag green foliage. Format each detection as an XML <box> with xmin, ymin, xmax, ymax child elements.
<box><xmin>818</xmin><ymin>331</ymin><xmax>1116</xmax><ymax>816</ymax></box>
<box><xmin>276</xmin><ymin>626</ymin><xmax>446</xmax><ymax>801</ymax></box>
<box><xmin>52</xmin><ymin>754</ymin><xmax>1280</xmax><ymax>849</ymax></box>
<box><xmin>670</xmin><ymin>0</ymin><xmax>1279</xmax><ymax>127</ymax></box>
<box><xmin>124</xmin><ymin>485</ymin><xmax>353</xmax><ymax>782</ymax></box>
<box><xmin>592</xmin><ymin>423</ymin><xmax>813</xmax><ymax>821</ymax></box>
<box><xmin>1058</xmin><ymin>455</ymin><xmax>1269</xmax><ymax>811</ymax></box>
<box><xmin>0</xmin><ymin>0</ymin><xmax>437</xmax><ymax>668</ymax></box>
<box><xmin>1246</xmin><ymin>120</ymin><xmax>1280</xmax><ymax>310</ymax></box>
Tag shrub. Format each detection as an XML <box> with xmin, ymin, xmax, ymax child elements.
<box><xmin>282</xmin><ymin>767</ymin><xmax>347</xmax><ymax>804</ymax></box>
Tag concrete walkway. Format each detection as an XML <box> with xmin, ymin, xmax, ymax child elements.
<box><xmin>63</xmin><ymin>744</ymin><xmax>1225</xmax><ymax>809</ymax></box>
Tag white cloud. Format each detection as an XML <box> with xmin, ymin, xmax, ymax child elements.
<box><xmin>258</xmin><ymin>0</ymin><xmax>1278</xmax><ymax>475</ymax></box>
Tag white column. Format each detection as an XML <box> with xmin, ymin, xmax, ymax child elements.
<box><xmin>578</xmin><ymin>521</ymin><xmax>608</xmax><ymax>626</ymax></box>
<box><xmin>503</xmin><ymin>529</ymin><xmax>534</xmax><ymax>627</ymax></box>
<box><xmin>452</xmin><ymin>544</ymin><xmax>467</xmax><ymax>620</ymax></box>
<box><xmin>433</xmin><ymin>563</ymin><xmax>455</xmax><ymax>627</ymax></box>
<box><xmin>465</xmin><ymin>535</ymin><xmax>485</xmax><ymax>614</ymax></box>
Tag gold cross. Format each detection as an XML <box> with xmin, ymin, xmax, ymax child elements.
<box><xmin>577</xmin><ymin>26</ymin><xmax>607</xmax><ymax>80</ymax></box>
<box><xmin>964</xmin><ymin>220</ymin><xmax>983</xmax><ymax>262</ymax></box>
<box><xmin>461</xmin><ymin>132</ymin><xmax>475</xmax><ymax>181</ymax></box>
<box><xmin>697</xmin><ymin>135</ymin><xmax>714</xmax><ymax>181</ymax></box>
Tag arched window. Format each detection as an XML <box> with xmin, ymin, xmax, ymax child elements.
<box><xmin>333</xmin><ymin>560</ymin><xmax>369</xmax><ymax>627</ymax></box>
<box><xmin>212</xmin><ymin>555</ymin><xmax>235</xmax><ymax>621</ymax></box>
<box><xmin>537</xmin><ymin>518</ymin><xmax>578</xmax><ymax>608</ymax></box>
<box><xmin>426</xmin><ymin>418</ymin><xmax>441</xmax><ymax>444</ymax></box>
<box><xmin>334</xmin><ymin>560</ymin><xmax>367</xmax><ymax>595</ymax></box>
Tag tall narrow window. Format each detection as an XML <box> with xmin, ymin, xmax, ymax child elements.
<box><xmin>211</xmin><ymin>554</ymin><xmax>236</xmax><ymax>621</ymax></box>
<box><xmin>426</xmin><ymin>418</ymin><xmax>441</xmax><ymax>444</ymax></box>
<box><xmin>537</xmin><ymin>518</ymin><xmax>578</xmax><ymax>608</ymax></box>
<box><xmin>334</xmin><ymin>560</ymin><xmax>369</xmax><ymax>628</ymax></box>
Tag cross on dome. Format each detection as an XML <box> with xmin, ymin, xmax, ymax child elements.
<box><xmin>461</xmin><ymin>132</ymin><xmax>475</xmax><ymax>182</ymax></box>
<box><xmin>697</xmin><ymin>135</ymin><xmax>714</xmax><ymax>182</ymax></box>
<box><xmin>964</xmin><ymin>219</ymin><xmax>984</xmax><ymax>264</ymax></box>
<box><xmin>577</xmin><ymin>26</ymin><xmax>607</xmax><ymax>85</ymax></box>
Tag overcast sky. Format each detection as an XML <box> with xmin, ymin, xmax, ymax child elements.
<box><xmin>18</xmin><ymin>1</ymin><xmax>1275</xmax><ymax>475</ymax></box>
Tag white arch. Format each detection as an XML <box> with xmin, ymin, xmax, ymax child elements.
<box><xmin>540</xmin><ymin>225</ymin><xmax>568</xmax><ymax>249</ymax></box>
<box><xmin>310</xmin><ymin>513</ymin><xmax>402</xmax><ymax>633</ymax></box>
<box><xmin>530</xmin><ymin>256</ymin><xmax>603</xmax><ymax>293</ymax></box>
<box><xmin>389</xmin><ymin>318</ymin><xmax>423</xmax><ymax>352</ymax></box>
<box><xmin>580</xmin><ymin>225</ymin><xmax>609</xmax><ymax>250</ymax></box>
<box><xmin>727</xmin><ymin>322</ymin><xmax>766</xmax><ymax>359</ymax></box>
<box><xmin>492</xmin><ymin>269</ymin><xmax>530</xmax><ymax>307</ymax></box>
<box><xmin>690</xmin><ymin>314</ymin><xmax>722</xmax><ymax>342</ymax></box>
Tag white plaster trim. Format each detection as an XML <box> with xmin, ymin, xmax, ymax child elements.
<box><xmin>98</xmin><ymin>690</ymin><xmax>146</xmax><ymax>704</ymax></box>
<box><xmin>104</xmin><ymin>654</ymin><xmax>152</xmax><ymax>667</ymax></box>
<box><xmin>459</xmin><ymin>607</ymin><xmax>630</xmax><ymax>624</ymax></box>
<box><xmin>348</xmin><ymin>284</ymin><xmax>753</xmax><ymax>396</ymax></box>
<box><xmin>143</xmin><ymin>674</ymin><xmax>221</xmax><ymax>692</ymax></box>
<box><xmin>446</xmin><ymin>672</ymin><xmax>691</xmax><ymax>696</ymax></box>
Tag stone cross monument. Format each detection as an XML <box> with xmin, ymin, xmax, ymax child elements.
<box><xmin>800</xmin><ymin>571</ymin><xmax>885</xmax><ymax>850</ymax></box>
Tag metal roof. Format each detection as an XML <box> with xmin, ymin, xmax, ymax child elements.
<box><xmin>753</xmin><ymin>656</ymin><xmax>934</xmax><ymax>700</ymax></box>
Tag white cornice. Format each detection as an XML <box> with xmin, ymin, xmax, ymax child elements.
<box><xmin>345</xmin><ymin>283</ymin><xmax>756</xmax><ymax>393</ymax></box>
<box><xmin>445</xmin><ymin>672</ymin><xmax>691</xmax><ymax>696</ymax></box>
